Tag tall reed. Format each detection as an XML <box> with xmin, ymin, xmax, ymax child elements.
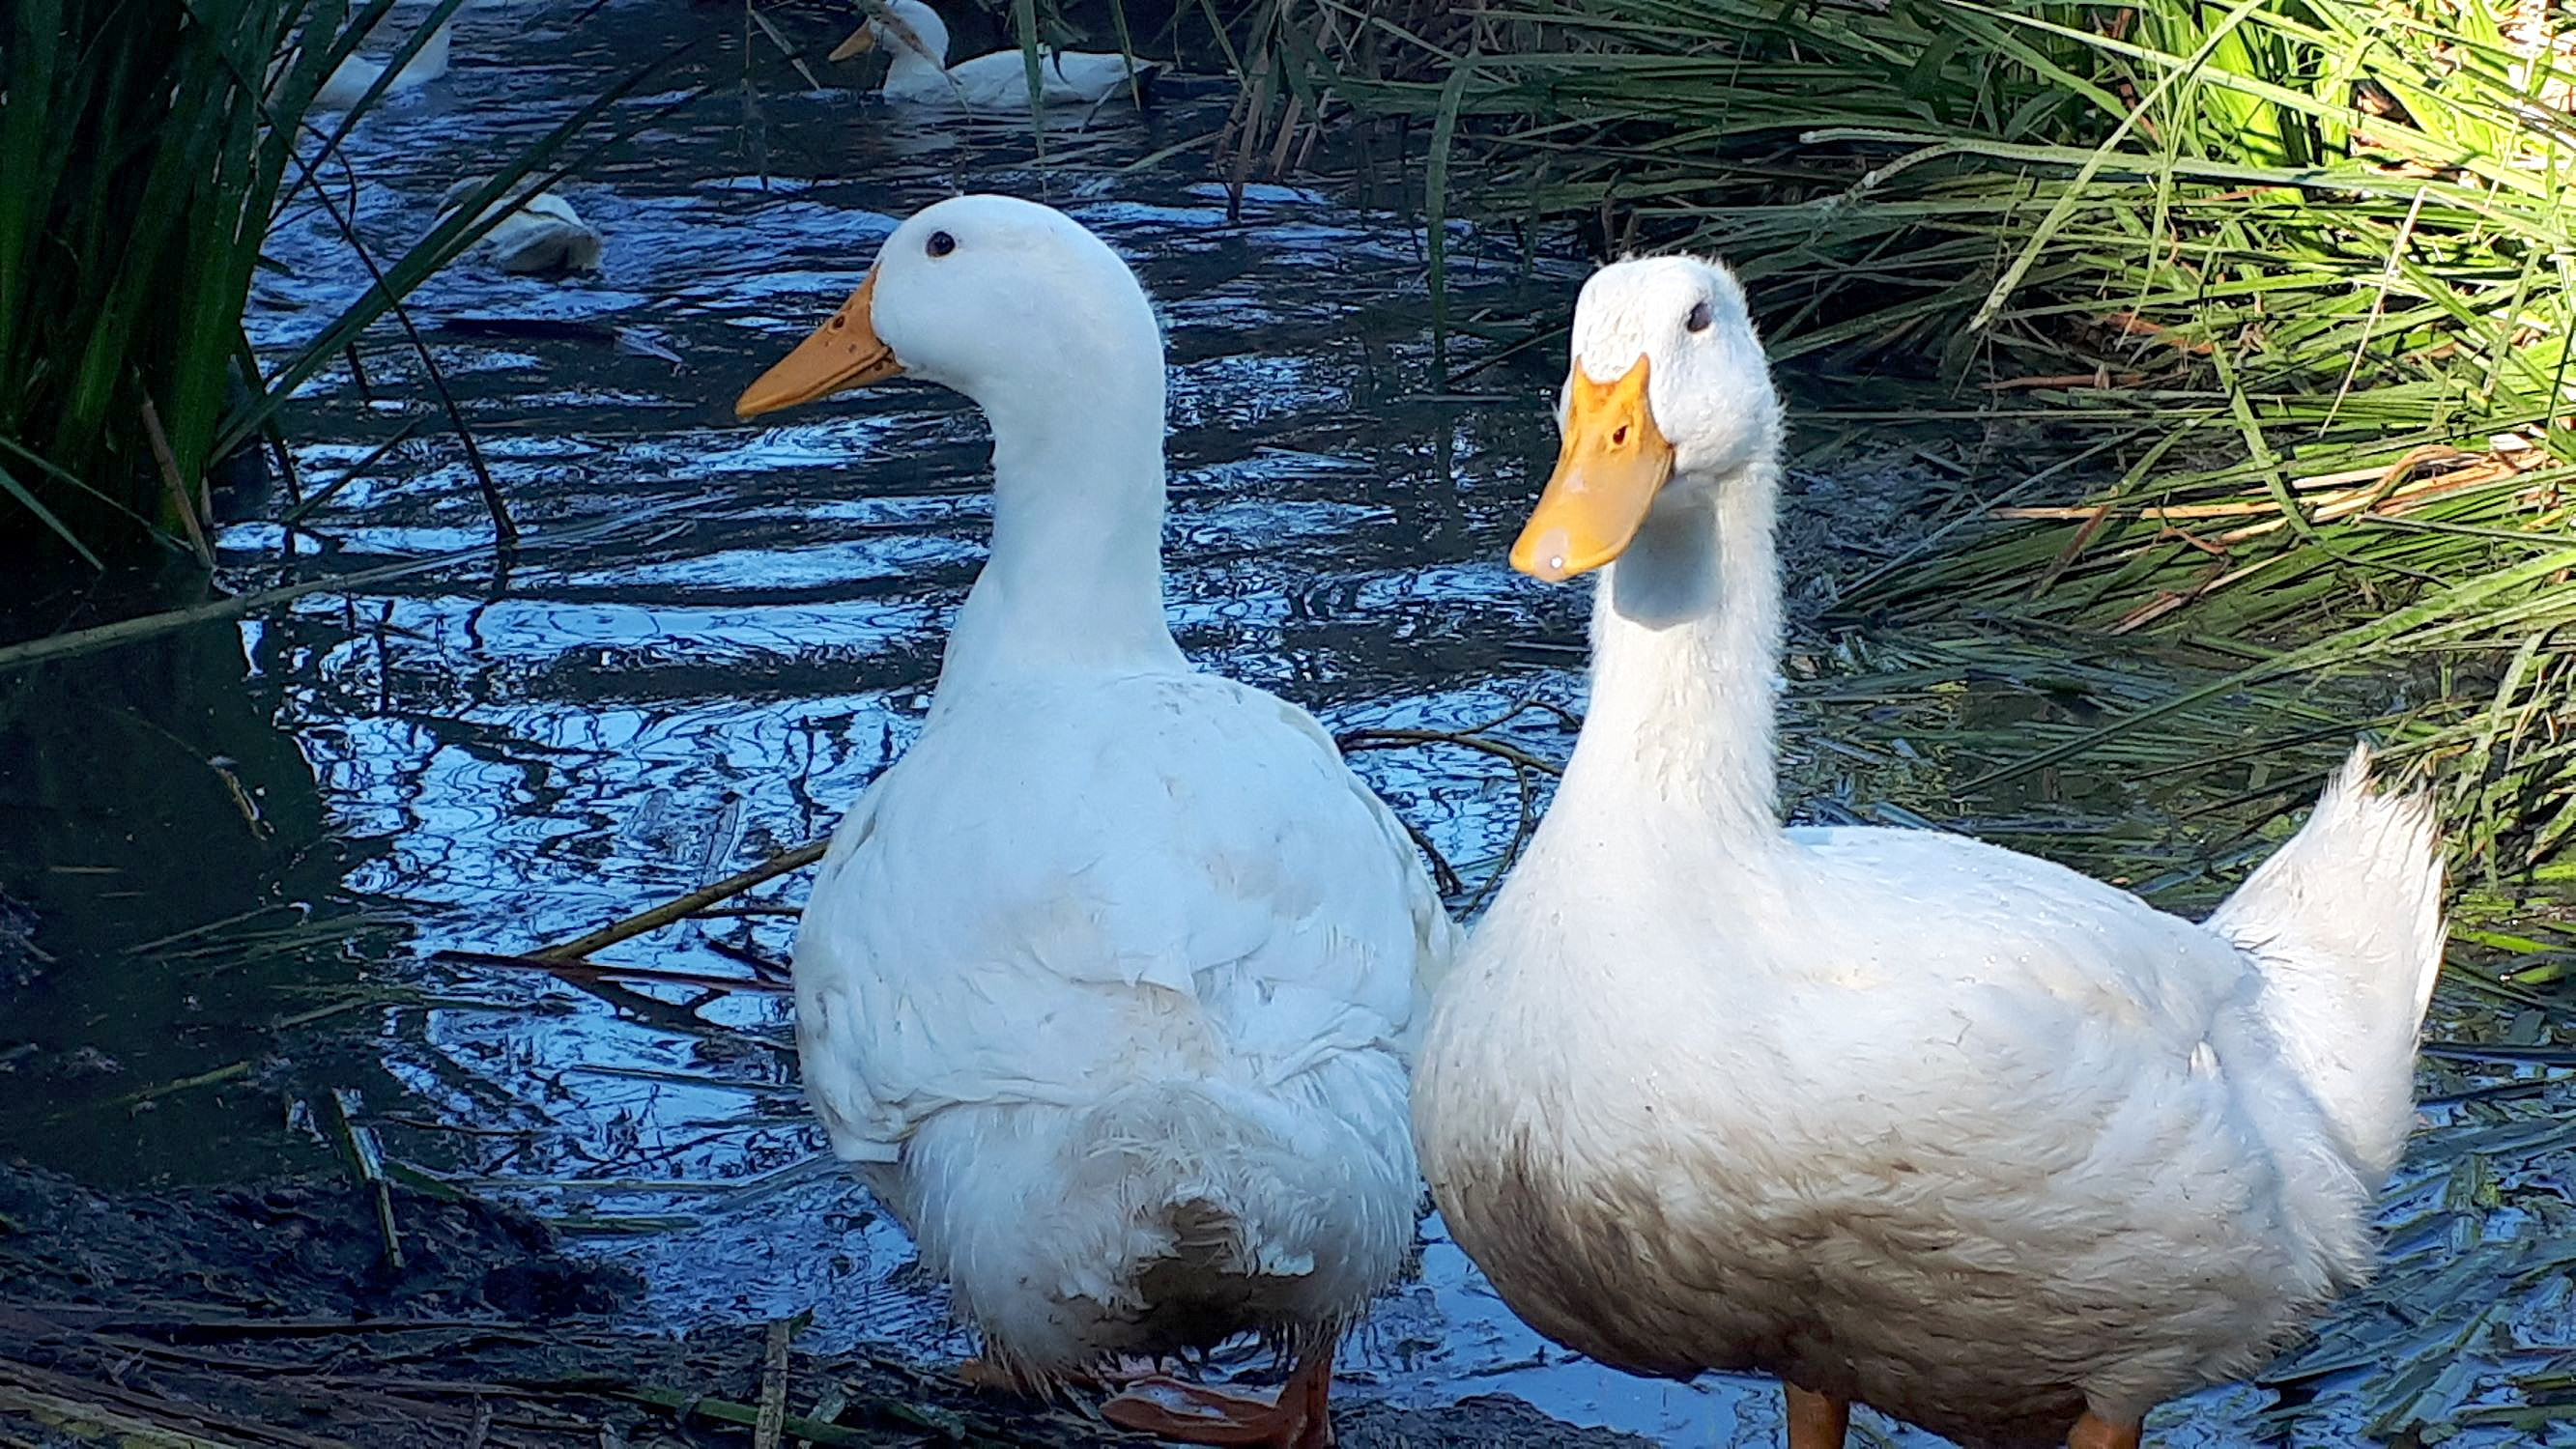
<box><xmin>0</xmin><ymin>0</ymin><xmax>673</xmax><ymax>570</ymax></box>
<box><xmin>1295</xmin><ymin>0</ymin><xmax>2576</xmax><ymax>876</ymax></box>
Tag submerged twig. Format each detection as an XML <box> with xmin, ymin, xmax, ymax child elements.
<box><xmin>329</xmin><ymin>1088</ymin><xmax>404</xmax><ymax>1270</ymax></box>
<box><xmin>540</xmin><ymin>838</ymin><xmax>826</xmax><ymax>964</ymax></box>
<box><xmin>1392</xmin><ymin>812</ymin><xmax>1466</xmax><ymax>896</ymax></box>
<box><xmin>431</xmin><ymin>948</ymin><xmax>790</xmax><ymax>997</ymax></box>
<box><xmin>39</xmin><ymin>1060</ymin><xmax>255</xmax><ymax>1125</ymax></box>
<box><xmin>1338</xmin><ymin>726</ymin><xmax>1563</xmax><ymax>776</ymax></box>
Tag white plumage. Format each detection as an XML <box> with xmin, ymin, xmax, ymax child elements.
<box><xmin>1412</xmin><ymin>255</ymin><xmax>2445</xmax><ymax>1449</ymax></box>
<box><xmin>833</xmin><ymin>0</ymin><xmax>1152</xmax><ymax>109</ymax></box>
<box><xmin>313</xmin><ymin>18</ymin><xmax>451</xmax><ymax>110</ymax></box>
<box><xmin>800</xmin><ymin>673</ymin><xmax>1441</xmax><ymax>1375</ymax></box>
<box><xmin>436</xmin><ymin>180</ymin><xmax>604</xmax><ymax>275</ymax></box>
<box><xmin>735</xmin><ymin>194</ymin><xmax>1453</xmax><ymax>1449</ymax></box>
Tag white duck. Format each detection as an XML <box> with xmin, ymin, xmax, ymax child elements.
<box><xmin>827</xmin><ymin>0</ymin><xmax>1151</xmax><ymax>109</ymax></box>
<box><xmin>436</xmin><ymin>179</ymin><xmax>605</xmax><ymax>275</ymax></box>
<box><xmin>733</xmin><ymin>195</ymin><xmax>1455</xmax><ymax>1449</ymax></box>
<box><xmin>1412</xmin><ymin>256</ymin><xmax>2447</xmax><ymax>1449</ymax></box>
<box><xmin>314</xmin><ymin>18</ymin><xmax>452</xmax><ymax>110</ymax></box>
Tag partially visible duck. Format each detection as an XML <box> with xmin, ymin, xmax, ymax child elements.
<box><xmin>829</xmin><ymin>0</ymin><xmax>1151</xmax><ymax>109</ymax></box>
<box><xmin>436</xmin><ymin>179</ymin><xmax>605</xmax><ymax>276</ymax></box>
<box><xmin>314</xmin><ymin>18</ymin><xmax>452</xmax><ymax>110</ymax></box>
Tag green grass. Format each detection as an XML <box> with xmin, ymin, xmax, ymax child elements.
<box><xmin>1265</xmin><ymin>0</ymin><xmax>2576</xmax><ymax>881</ymax></box>
<box><xmin>0</xmin><ymin>0</ymin><xmax>694</xmax><ymax>571</ymax></box>
<box><xmin>1</xmin><ymin>0</ymin><xmax>400</xmax><ymax>564</ymax></box>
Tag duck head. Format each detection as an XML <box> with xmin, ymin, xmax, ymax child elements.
<box><xmin>733</xmin><ymin>194</ymin><xmax>1161</xmax><ymax>423</ymax></box>
<box><xmin>829</xmin><ymin>0</ymin><xmax>949</xmax><ymax>66</ymax></box>
<box><xmin>1512</xmin><ymin>255</ymin><xmax>1780</xmax><ymax>582</ymax></box>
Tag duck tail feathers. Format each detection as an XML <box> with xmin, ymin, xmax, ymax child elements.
<box><xmin>2208</xmin><ymin>742</ymin><xmax>2445</xmax><ymax>1179</ymax></box>
<box><xmin>1072</xmin><ymin>1080</ymin><xmax>1331</xmax><ymax>1278</ymax></box>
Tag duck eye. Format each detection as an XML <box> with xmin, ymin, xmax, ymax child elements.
<box><xmin>927</xmin><ymin>230</ymin><xmax>957</xmax><ymax>258</ymax></box>
<box><xmin>1685</xmin><ymin>299</ymin><xmax>1713</xmax><ymax>334</ymax></box>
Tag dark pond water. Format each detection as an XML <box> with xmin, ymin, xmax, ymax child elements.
<box><xmin>5</xmin><ymin>1</ymin><xmax>2575</xmax><ymax>1443</ymax></box>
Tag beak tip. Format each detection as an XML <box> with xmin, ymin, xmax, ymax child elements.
<box><xmin>1510</xmin><ymin>528</ymin><xmax>1577</xmax><ymax>583</ymax></box>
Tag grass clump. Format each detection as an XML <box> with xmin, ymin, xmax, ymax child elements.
<box><xmin>1284</xmin><ymin>0</ymin><xmax>2576</xmax><ymax>880</ymax></box>
<box><xmin>0</xmin><ymin>0</ymin><xmax>390</xmax><ymax>565</ymax></box>
<box><xmin>0</xmin><ymin>0</ymin><xmax>684</xmax><ymax>573</ymax></box>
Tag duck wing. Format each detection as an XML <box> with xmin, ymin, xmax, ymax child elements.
<box><xmin>792</xmin><ymin>671</ymin><xmax>1450</xmax><ymax>1165</ymax></box>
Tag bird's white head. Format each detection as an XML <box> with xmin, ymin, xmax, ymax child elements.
<box><xmin>733</xmin><ymin>194</ymin><xmax>1162</xmax><ymax>423</ymax></box>
<box><xmin>1512</xmin><ymin>255</ymin><xmax>1780</xmax><ymax>582</ymax></box>
<box><xmin>831</xmin><ymin>0</ymin><xmax>950</xmax><ymax>66</ymax></box>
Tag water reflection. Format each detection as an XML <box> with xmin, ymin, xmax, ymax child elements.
<box><xmin>0</xmin><ymin>571</ymin><xmax>403</xmax><ymax>1179</ymax></box>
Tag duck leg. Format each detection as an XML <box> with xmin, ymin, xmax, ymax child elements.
<box><xmin>955</xmin><ymin>1357</ymin><xmax>1024</xmax><ymax>1393</ymax></box>
<box><xmin>1099</xmin><ymin>1346</ymin><xmax>1336</xmax><ymax>1449</ymax></box>
<box><xmin>2068</xmin><ymin>1412</ymin><xmax>2141</xmax><ymax>1449</ymax></box>
<box><xmin>1785</xmin><ymin>1383</ymin><xmax>1849</xmax><ymax>1449</ymax></box>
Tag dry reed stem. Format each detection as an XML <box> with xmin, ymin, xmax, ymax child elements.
<box><xmin>432</xmin><ymin>949</ymin><xmax>791</xmax><ymax>995</ymax></box>
<box><xmin>138</xmin><ymin>396</ymin><xmax>214</xmax><ymax>569</ymax></box>
<box><xmin>754</xmin><ymin>1320</ymin><xmax>793</xmax><ymax>1449</ymax></box>
<box><xmin>536</xmin><ymin>838</ymin><xmax>827</xmax><ymax>963</ymax></box>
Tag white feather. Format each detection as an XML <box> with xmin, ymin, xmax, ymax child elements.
<box><xmin>314</xmin><ymin>19</ymin><xmax>450</xmax><ymax>111</ymax></box>
<box><xmin>436</xmin><ymin>180</ymin><xmax>604</xmax><ymax>276</ymax></box>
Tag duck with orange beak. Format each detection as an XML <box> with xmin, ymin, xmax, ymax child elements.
<box><xmin>734</xmin><ymin>195</ymin><xmax>1456</xmax><ymax>1449</ymax></box>
<box><xmin>1414</xmin><ymin>255</ymin><xmax>2445</xmax><ymax>1449</ymax></box>
<box><xmin>824</xmin><ymin>0</ymin><xmax>1153</xmax><ymax>109</ymax></box>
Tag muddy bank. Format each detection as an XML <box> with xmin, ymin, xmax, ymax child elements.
<box><xmin>0</xmin><ymin>1161</ymin><xmax>1639</xmax><ymax>1447</ymax></box>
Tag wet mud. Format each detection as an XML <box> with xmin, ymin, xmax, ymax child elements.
<box><xmin>0</xmin><ymin>1160</ymin><xmax>1643</xmax><ymax>1447</ymax></box>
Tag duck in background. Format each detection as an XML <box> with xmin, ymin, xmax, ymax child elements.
<box><xmin>828</xmin><ymin>0</ymin><xmax>1153</xmax><ymax>109</ymax></box>
<box><xmin>435</xmin><ymin>179</ymin><xmax>605</xmax><ymax>276</ymax></box>
<box><xmin>733</xmin><ymin>194</ymin><xmax>1456</xmax><ymax>1449</ymax></box>
<box><xmin>1413</xmin><ymin>254</ymin><xmax>2446</xmax><ymax>1449</ymax></box>
<box><xmin>313</xmin><ymin>17</ymin><xmax>452</xmax><ymax>110</ymax></box>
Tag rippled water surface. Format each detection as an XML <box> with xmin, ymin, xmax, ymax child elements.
<box><xmin>6</xmin><ymin>2</ymin><xmax>2575</xmax><ymax>1444</ymax></box>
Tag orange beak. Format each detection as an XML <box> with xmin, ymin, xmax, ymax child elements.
<box><xmin>1509</xmin><ymin>355</ymin><xmax>1674</xmax><ymax>582</ymax></box>
<box><xmin>734</xmin><ymin>272</ymin><xmax>903</xmax><ymax>420</ymax></box>
<box><xmin>828</xmin><ymin>23</ymin><xmax>875</xmax><ymax>60</ymax></box>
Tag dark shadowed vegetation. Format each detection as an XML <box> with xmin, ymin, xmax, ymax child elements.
<box><xmin>1205</xmin><ymin>0</ymin><xmax>2576</xmax><ymax>880</ymax></box>
<box><xmin>0</xmin><ymin>0</ymin><xmax>690</xmax><ymax>572</ymax></box>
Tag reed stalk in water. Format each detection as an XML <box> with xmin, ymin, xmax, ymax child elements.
<box><xmin>0</xmin><ymin>0</ymin><xmax>692</xmax><ymax>571</ymax></box>
<box><xmin>1288</xmin><ymin>0</ymin><xmax>2575</xmax><ymax>878</ymax></box>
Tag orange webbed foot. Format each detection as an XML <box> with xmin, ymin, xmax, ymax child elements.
<box><xmin>1099</xmin><ymin>1350</ymin><xmax>1334</xmax><ymax>1449</ymax></box>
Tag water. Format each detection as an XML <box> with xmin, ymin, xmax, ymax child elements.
<box><xmin>4</xmin><ymin>2</ymin><xmax>2574</xmax><ymax>1444</ymax></box>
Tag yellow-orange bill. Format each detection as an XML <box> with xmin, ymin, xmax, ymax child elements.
<box><xmin>1508</xmin><ymin>355</ymin><xmax>1674</xmax><ymax>582</ymax></box>
<box><xmin>734</xmin><ymin>272</ymin><xmax>902</xmax><ymax>420</ymax></box>
<box><xmin>827</xmin><ymin>23</ymin><xmax>875</xmax><ymax>60</ymax></box>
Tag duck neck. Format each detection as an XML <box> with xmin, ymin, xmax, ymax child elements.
<box><xmin>882</xmin><ymin>18</ymin><xmax>951</xmax><ymax>85</ymax></box>
<box><xmin>1560</xmin><ymin>459</ymin><xmax>1785</xmax><ymax>846</ymax></box>
<box><xmin>938</xmin><ymin>378</ymin><xmax>1185</xmax><ymax>691</ymax></box>
<box><xmin>885</xmin><ymin>45</ymin><xmax>948</xmax><ymax>87</ymax></box>
<box><xmin>395</xmin><ymin>20</ymin><xmax>451</xmax><ymax>84</ymax></box>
